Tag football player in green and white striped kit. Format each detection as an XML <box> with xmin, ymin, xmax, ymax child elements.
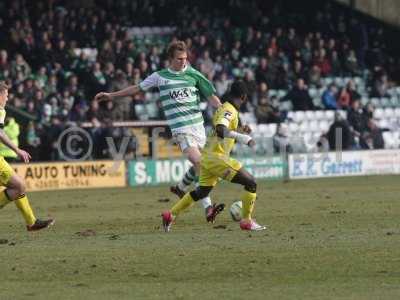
<box><xmin>95</xmin><ymin>41</ymin><xmax>225</xmax><ymax>223</ymax></box>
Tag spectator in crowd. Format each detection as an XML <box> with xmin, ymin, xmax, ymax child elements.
<box><xmin>337</xmin><ymin>86</ymin><xmax>351</xmax><ymax>109</ymax></box>
<box><xmin>214</xmin><ymin>72</ymin><xmax>231</xmax><ymax>97</ymax></box>
<box><xmin>273</xmin><ymin>123</ymin><xmax>292</xmax><ymax>154</ymax></box>
<box><xmin>322</xmin><ymin>83</ymin><xmax>338</xmax><ymax>110</ymax></box>
<box><xmin>327</xmin><ymin>112</ymin><xmax>354</xmax><ymax>150</ymax></box>
<box><xmin>282</xmin><ymin>78</ymin><xmax>315</xmax><ymax>111</ymax></box>
<box><xmin>25</xmin><ymin>121</ymin><xmax>41</xmax><ymax>161</ymax></box>
<box><xmin>110</xmin><ymin>70</ymin><xmax>132</xmax><ymax>120</ymax></box>
<box><xmin>371</xmin><ymin>73</ymin><xmax>390</xmax><ymax>98</ymax></box>
<box><xmin>346</xmin><ymin>79</ymin><xmax>361</xmax><ymax>103</ymax></box>
<box><xmin>308</xmin><ymin>64</ymin><xmax>322</xmax><ymax>87</ymax></box>
<box><xmin>98</xmin><ymin>100</ymin><xmax>123</xmax><ymax>121</ymax></box>
<box><xmin>255</xmin><ymin>96</ymin><xmax>280</xmax><ymax>124</ymax></box>
<box><xmin>347</xmin><ymin>100</ymin><xmax>368</xmax><ymax>147</ymax></box>
<box><xmin>362</xmin><ymin>118</ymin><xmax>384</xmax><ymax>149</ymax></box>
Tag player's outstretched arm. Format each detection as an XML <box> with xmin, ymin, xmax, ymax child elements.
<box><xmin>0</xmin><ymin>129</ymin><xmax>31</xmax><ymax>162</ymax></box>
<box><xmin>94</xmin><ymin>85</ymin><xmax>141</xmax><ymax>102</ymax></box>
<box><xmin>207</xmin><ymin>95</ymin><xmax>222</xmax><ymax>108</ymax></box>
<box><xmin>215</xmin><ymin>124</ymin><xmax>255</xmax><ymax>147</ymax></box>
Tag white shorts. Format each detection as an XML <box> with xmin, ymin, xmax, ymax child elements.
<box><xmin>172</xmin><ymin>125</ymin><xmax>207</xmax><ymax>152</ymax></box>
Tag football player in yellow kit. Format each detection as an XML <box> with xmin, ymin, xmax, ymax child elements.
<box><xmin>0</xmin><ymin>82</ymin><xmax>54</xmax><ymax>231</ymax></box>
<box><xmin>162</xmin><ymin>80</ymin><xmax>266</xmax><ymax>231</ymax></box>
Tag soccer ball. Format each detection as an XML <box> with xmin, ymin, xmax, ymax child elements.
<box><xmin>229</xmin><ymin>201</ymin><xmax>242</xmax><ymax>222</ymax></box>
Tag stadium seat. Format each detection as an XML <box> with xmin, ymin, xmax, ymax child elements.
<box><xmin>313</xmin><ymin>97</ymin><xmax>322</xmax><ymax>107</ymax></box>
<box><xmin>390</xmin><ymin>97</ymin><xmax>399</xmax><ymax>107</ymax></box>
<box><xmin>325</xmin><ymin>110</ymin><xmax>335</xmax><ymax>121</ymax></box>
<box><xmin>240</xmin><ymin>112</ymin><xmax>257</xmax><ymax>125</ymax></box>
<box><xmin>277</xmin><ymin>90</ymin><xmax>287</xmax><ymax>98</ymax></box>
<box><xmin>146</xmin><ymin>102</ymin><xmax>159</xmax><ymax>119</ymax></box>
<box><xmin>257</xmin><ymin>124</ymin><xmax>270</xmax><ymax>134</ymax></box>
<box><xmin>315</xmin><ymin>110</ymin><xmax>325</xmax><ymax>120</ymax></box>
<box><xmin>280</xmin><ymin>101</ymin><xmax>293</xmax><ymax>111</ymax></box>
<box><xmin>383</xmin><ymin>131</ymin><xmax>395</xmax><ymax>149</ymax></box>
<box><xmin>323</xmin><ymin>77</ymin><xmax>334</xmax><ymax>85</ymax></box>
<box><xmin>370</xmin><ymin>97</ymin><xmax>381</xmax><ymax>107</ymax></box>
<box><xmin>293</xmin><ymin>111</ymin><xmax>306</xmax><ymax>123</ymax></box>
<box><xmin>135</xmin><ymin>104</ymin><xmax>149</xmax><ymax>120</ymax></box>
<box><xmin>394</xmin><ymin>108</ymin><xmax>400</xmax><ymax>118</ymax></box>
<box><xmin>299</xmin><ymin>122</ymin><xmax>309</xmax><ymax>132</ymax></box>
<box><xmin>288</xmin><ymin>122</ymin><xmax>299</xmax><ymax>134</ymax></box>
<box><xmin>392</xmin><ymin>132</ymin><xmax>400</xmax><ymax>148</ymax></box>
<box><xmin>378</xmin><ymin>119</ymin><xmax>389</xmax><ymax>129</ymax></box>
<box><xmin>308</xmin><ymin>120</ymin><xmax>318</xmax><ymax>132</ymax></box>
<box><xmin>381</xmin><ymin>97</ymin><xmax>390</xmax><ymax>107</ymax></box>
<box><xmin>353</xmin><ymin>77</ymin><xmax>363</xmax><ymax>86</ymax></box>
<box><xmin>305</xmin><ymin>110</ymin><xmax>315</xmax><ymax>120</ymax></box>
<box><xmin>268</xmin><ymin>89</ymin><xmax>277</xmax><ymax>97</ymax></box>
<box><xmin>267</xmin><ymin>123</ymin><xmax>277</xmax><ymax>135</ymax></box>
<box><xmin>334</xmin><ymin>77</ymin><xmax>344</xmax><ymax>86</ymax></box>
<box><xmin>319</xmin><ymin>120</ymin><xmax>330</xmax><ymax>132</ymax></box>
<box><xmin>309</xmin><ymin>88</ymin><xmax>318</xmax><ymax>98</ymax></box>
<box><xmin>287</xmin><ymin>111</ymin><xmax>295</xmax><ymax>121</ymax></box>
<box><xmin>361</xmin><ymin>97</ymin><xmax>369</xmax><ymax>106</ymax></box>
<box><xmin>374</xmin><ymin>108</ymin><xmax>384</xmax><ymax>119</ymax></box>
<box><xmin>343</xmin><ymin>77</ymin><xmax>352</xmax><ymax>84</ymax></box>
<box><xmin>384</xmin><ymin>108</ymin><xmax>395</xmax><ymax>118</ymax></box>
<box><xmin>338</xmin><ymin>110</ymin><xmax>347</xmax><ymax>120</ymax></box>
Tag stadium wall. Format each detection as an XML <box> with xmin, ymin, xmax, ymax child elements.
<box><xmin>9</xmin><ymin>150</ymin><xmax>400</xmax><ymax>192</ymax></box>
<box><xmin>128</xmin><ymin>156</ymin><xmax>285</xmax><ymax>186</ymax></box>
<box><xmin>289</xmin><ymin>149</ymin><xmax>400</xmax><ymax>179</ymax></box>
<box><xmin>11</xmin><ymin>160</ymin><xmax>126</xmax><ymax>191</ymax></box>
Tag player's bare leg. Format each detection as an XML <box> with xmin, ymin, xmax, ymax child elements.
<box><xmin>230</xmin><ymin>168</ymin><xmax>266</xmax><ymax>231</ymax></box>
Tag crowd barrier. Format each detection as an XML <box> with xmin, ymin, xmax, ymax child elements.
<box><xmin>10</xmin><ymin>150</ymin><xmax>400</xmax><ymax>192</ymax></box>
<box><xmin>128</xmin><ymin>156</ymin><xmax>285</xmax><ymax>186</ymax></box>
<box><xmin>288</xmin><ymin>149</ymin><xmax>400</xmax><ymax>179</ymax></box>
<box><xmin>11</xmin><ymin>160</ymin><xmax>126</xmax><ymax>191</ymax></box>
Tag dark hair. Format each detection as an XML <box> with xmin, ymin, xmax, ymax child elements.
<box><xmin>167</xmin><ymin>41</ymin><xmax>187</xmax><ymax>59</ymax></box>
<box><xmin>0</xmin><ymin>81</ymin><xmax>8</xmax><ymax>93</ymax></box>
<box><xmin>229</xmin><ymin>80</ymin><xmax>248</xmax><ymax>98</ymax></box>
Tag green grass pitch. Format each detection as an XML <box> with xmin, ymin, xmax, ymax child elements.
<box><xmin>0</xmin><ymin>176</ymin><xmax>399</xmax><ymax>299</ymax></box>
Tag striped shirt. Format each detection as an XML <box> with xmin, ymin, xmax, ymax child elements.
<box><xmin>139</xmin><ymin>65</ymin><xmax>216</xmax><ymax>133</ymax></box>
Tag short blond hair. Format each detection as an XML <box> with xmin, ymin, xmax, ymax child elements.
<box><xmin>167</xmin><ymin>41</ymin><xmax>187</xmax><ymax>59</ymax></box>
<box><xmin>0</xmin><ymin>81</ymin><xmax>8</xmax><ymax>93</ymax></box>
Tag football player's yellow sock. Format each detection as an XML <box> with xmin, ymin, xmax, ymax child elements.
<box><xmin>241</xmin><ymin>191</ymin><xmax>256</xmax><ymax>221</ymax></box>
<box><xmin>14</xmin><ymin>195</ymin><xmax>36</xmax><ymax>226</ymax></box>
<box><xmin>171</xmin><ymin>192</ymin><xmax>195</xmax><ymax>217</ymax></box>
<box><xmin>0</xmin><ymin>190</ymin><xmax>11</xmax><ymax>209</ymax></box>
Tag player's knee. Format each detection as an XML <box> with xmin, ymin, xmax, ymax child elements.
<box><xmin>10</xmin><ymin>177</ymin><xmax>26</xmax><ymax>196</ymax></box>
<box><xmin>15</xmin><ymin>180</ymin><xmax>26</xmax><ymax>196</ymax></box>
<box><xmin>244</xmin><ymin>177</ymin><xmax>257</xmax><ymax>193</ymax></box>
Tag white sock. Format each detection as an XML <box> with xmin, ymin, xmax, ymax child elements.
<box><xmin>200</xmin><ymin>196</ymin><xmax>212</xmax><ymax>209</ymax></box>
<box><xmin>177</xmin><ymin>182</ymin><xmax>189</xmax><ymax>191</ymax></box>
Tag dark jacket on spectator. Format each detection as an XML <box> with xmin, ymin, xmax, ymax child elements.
<box><xmin>282</xmin><ymin>87</ymin><xmax>314</xmax><ymax>111</ymax></box>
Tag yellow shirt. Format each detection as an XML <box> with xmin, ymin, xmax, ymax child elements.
<box><xmin>202</xmin><ymin>102</ymin><xmax>239</xmax><ymax>157</ymax></box>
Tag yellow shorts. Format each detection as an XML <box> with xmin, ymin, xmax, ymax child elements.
<box><xmin>199</xmin><ymin>154</ymin><xmax>242</xmax><ymax>187</ymax></box>
<box><xmin>0</xmin><ymin>157</ymin><xmax>14</xmax><ymax>186</ymax></box>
